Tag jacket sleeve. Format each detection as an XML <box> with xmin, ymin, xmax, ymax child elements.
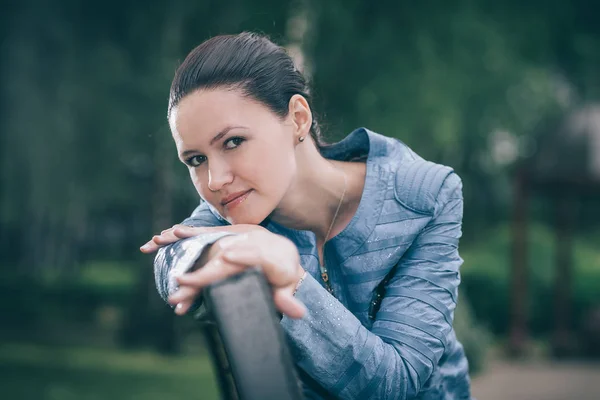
<box><xmin>281</xmin><ymin>173</ymin><xmax>464</xmax><ymax>399</ymax></box>
<box><xmin>153</xmin><ymin>202</ymin><xmax>233</xmax><ymax>303</ymax></box>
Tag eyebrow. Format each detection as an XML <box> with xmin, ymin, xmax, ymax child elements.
<box><xmin>180</xmin><ymin>125</ymin><xmax>248</xmax><ymax>158</ymax></box>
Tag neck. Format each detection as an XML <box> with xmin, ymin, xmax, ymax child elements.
<box><xmin>268</xmin><ymin>144</ymin><xmax>352</xmax><ymax>244</ymax></box>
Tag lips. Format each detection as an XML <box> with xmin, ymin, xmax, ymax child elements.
<box><xmin>221</xmin><ymin>190</ymin><xmax>252</xmax><ymax>206</ymax></box>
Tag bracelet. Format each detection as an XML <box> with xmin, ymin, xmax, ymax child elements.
<box><xmin>293</xmin><ymin>270</ymin><xmax>308</xmax><ymax>296</ymax></box>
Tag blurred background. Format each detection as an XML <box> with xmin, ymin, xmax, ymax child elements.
<box><xmin>1</xmin><ymin>0</ymin><xmax>600</xmax><ymax>399</ymax></box>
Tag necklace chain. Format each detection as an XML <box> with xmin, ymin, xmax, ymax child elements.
<box><xmin>320</xmin><ymin>164</ymin><xmax>347</xmax><ymax>295</ymax></box>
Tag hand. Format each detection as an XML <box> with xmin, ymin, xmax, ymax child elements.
<box><xmin>167</xmin><ymin>230</ymin><xmax>307</xmax><ymax>319</ymax></box>
<box><xmin>139</xmin><ymin>223</ymin><xmax>268</xmax><ymax>253</ymax></box>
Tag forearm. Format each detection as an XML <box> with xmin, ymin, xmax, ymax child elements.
<box><xmin>281</xmin><ymin>274</ymin><xmax>429</xmax><ymax>400</ymax></box>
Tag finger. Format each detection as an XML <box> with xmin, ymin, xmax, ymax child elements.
<box><xmin>168</xmin><ymin>285</ymin><xmax>201</xmax><ymax>305</ymax></box>
<box><xmin>273</xmin><ymin>290</ymin><xmax>306</xmax><ymax>319</ymax></box>
<box><xmin>174</xmin><ymin>299</ymin><xmax>193</xmax><ymax>316</ymax></box>
<box><xmin>152</xmin><ymin>231</ymin><xmax>182</xmax><ymax>245</ymax></box>
<box><xmin>161</xmin><ymin>224</ymin><xmax>186</xmax><ymax>236</ymax></box>
<box><xmin>154</xmin><ymin>223</ymin><xmax>198</xmax><ymax>244</ymax></box>
<box><xmin>140</xmin><ymin>236</ymin><xmax>175</xmax><ymax>252</ymax></box>
<box><xmin>172</xmin><ymin>225</ymin><xmax>208</xmax><ymax>239</ymax></box>
<box><xmin>142</xmin><ymin>225</ymin><xmax>213</xmax><ymax>252</ymax></box>
<box><xmin>221</xmin><ymin>245</ymin><xmax>297</xmax><ymax>287</ymax></box>
<box><xmin>173</xmin><ymin>225</ymin><xmax>257</xmax><ymax>240</ymax></box>
<box><xmin>176</xmin><ymin>258</ymin><xmax>247</xmax><ymax>288</ymax></box>
<box><xmin>140</xmin><ymin>240</ymin><xmax>160</xmax><ymax>253</ymax></box>
<box><xmin>141</xmin><ymin>225</ymin><xmax>181</xmax><ymax>250</ymax></box>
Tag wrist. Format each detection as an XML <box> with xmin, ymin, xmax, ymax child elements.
<box><xmin>293</xmin><ymin>266</ymin><xmax>307</xmax><ymax>296</ymax></box>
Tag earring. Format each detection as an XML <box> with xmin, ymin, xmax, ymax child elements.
<box><xmin>298</xmin><ymin>136</ymin><xmax>305</xmax><ymax>142</ymax></box>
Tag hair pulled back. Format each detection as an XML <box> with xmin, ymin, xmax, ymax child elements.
<box><xmin>169</xmin><ymin>32</ymin><xmax>325</xmax><ymax>150</ymax></box>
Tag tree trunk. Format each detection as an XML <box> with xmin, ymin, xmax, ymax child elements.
<box><xmin>508</xmin><ymin>166</ymin><xmax>530</xmax><ymax>357</ymax></box>
<box><xmin>552</xmin><ymin>194</ymin><xmax>576</xmax><ymax>358</ymax></box>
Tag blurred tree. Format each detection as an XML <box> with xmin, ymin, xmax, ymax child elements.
<box><xmin>1</xmin><ymin>0</ymin><xmax>600</xmax><ymax>350</ymax></box>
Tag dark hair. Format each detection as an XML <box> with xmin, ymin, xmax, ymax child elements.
<box><xmin>169</xmin><ymin>32</ymin><xmax>326</xmax><ymax>151</ymax></box>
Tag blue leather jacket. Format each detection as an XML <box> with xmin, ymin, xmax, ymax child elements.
<box><xmin>154</xmin><ymin>128</ymin><xmax>472</xmax><ymax>399</ymax></box>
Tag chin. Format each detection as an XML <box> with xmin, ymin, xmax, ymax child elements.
<box><xmin>224</xmin><ymin>207</ymin><xmax>272</xmax><ymax>226</ymax></box>
<box><xmin>208</xmin><ymin>191</ymin><xmax>275</xmax><ymax>226</ymax></box>
<box><xmin>225</xmin><ymin>217</ymin><xmax>262</xmax><ymax>226</ymax></box>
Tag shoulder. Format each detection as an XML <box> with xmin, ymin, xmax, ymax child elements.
<box><xmin>367</xmin><ymin>130</ymin><xmax>461</xmax><ymax>216</ymax></box>
<box><xmin>393</xmin><ymin>155</ymin><xmax>460</xmax><ymax>215</ymax></box>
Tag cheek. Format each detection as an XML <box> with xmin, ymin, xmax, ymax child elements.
<box><xmin>189</xmin><ymin>167</ymin><xmax>211</xmax><ymax>199</ymax></box>
<box><xmin>250</xmin><ymin>146</ymin><xmax>296</xmax><ymax>195</ymax></box>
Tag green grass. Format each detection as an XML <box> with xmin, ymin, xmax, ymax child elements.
<box><xmin>0</xmin><ymin>342</ymin><xmax>220</xmax><ymax>400</ymax></box>
<box><xmin>77</xmin><ymin>261</ymin><xmax>137</xmax><ymax>289</ymax></box>
<box><xmin>459</xmin><ymin>223</ymin><xmax>600</xmax><ymax>335</ymax></box>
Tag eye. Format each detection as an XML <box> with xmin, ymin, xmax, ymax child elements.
<box><xmin>186</xmin><ymin>155</ymin><xmax>206</xmax><ymax>167</ymax></box>
<box><xmin>224</xmin><ymin>136</ymin><xmax>245</xmax><ymax>149</ymax></box>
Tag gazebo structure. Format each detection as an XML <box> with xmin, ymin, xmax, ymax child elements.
<box><xmin>508</xmin><ymin>104</ymin><xmax>600</xmax><ymax>357</ymax></box>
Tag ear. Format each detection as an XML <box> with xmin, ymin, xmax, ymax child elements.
<box><xmin>288</xmin><ymin>94</ymin><xmax>312</xmax><ymax>140</ymax></box>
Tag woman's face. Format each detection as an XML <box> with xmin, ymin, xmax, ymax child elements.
<box><xmin>170</xmin><ymin>88</ymin><xmax>299</xmax><ymax>225</ymax></box>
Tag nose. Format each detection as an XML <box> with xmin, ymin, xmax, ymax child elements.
<box><xmin>207</xmin><ymin>159</ymin><xmax>233</xmax><ymax>192</ymax></box>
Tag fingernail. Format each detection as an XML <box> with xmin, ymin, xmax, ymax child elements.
<box><xmin>176</xmin><ymin>303</ymin><xmax>183</xmax><ymax>310</ymax></box>
<box><xmin>140</xmin><ymin>243</ymin><xmax>150</xmax><ymax>251</ymax></box>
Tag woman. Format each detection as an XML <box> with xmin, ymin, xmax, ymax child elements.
<box><xmin>141</xmin><ymin>32</ymin><xmax>471</xmax><ymax>400</ymax></box>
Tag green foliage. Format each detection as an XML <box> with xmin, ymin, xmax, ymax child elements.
<box><xmin>460</xmin><ymin>223</ymin><xmax>600</xmax><ymax>337</ymax></box>
<box><xmin>77</xmin><ymin>261</ymin><xmax>137</xmax><ymax>290</ymax></box>
<box><xmin>0</xmin><ymin>261</ymin><xmax>136</xmax><ymax>333</ymax></box>
<box><xmin>3</xmin><ymin>0</ymin><xmax>600</xmax><ymax>270</ymax></box>
<box><xmin>1</xmin><ymin>1</ymin><xmax>600</xmax><ymax>385</ymax></box>
<box><xmin>306</xmin><ymin>0</ymin><xmax>600</xmax><ymax>238</ymax></box>
<box><xmin>0</xmin><ymin>342</ymin><xmax>220</xmax><ymax>400</ymax></box>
